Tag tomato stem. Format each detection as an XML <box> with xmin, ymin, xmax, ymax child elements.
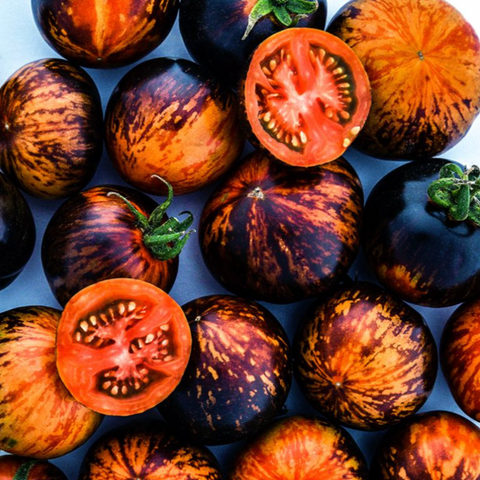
<box><xmin>427</xmin><ymin>163</ymin><xmax>480</xmax><ymax>226</ymax></box>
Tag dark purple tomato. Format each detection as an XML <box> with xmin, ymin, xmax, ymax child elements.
<box><xmin>79</xmin><ymin>421</ymin><xmax>222</xmax><ymax>480</ymax></box>
<box><xmin>41</xmin><ymin>184</ymin><xmax>191</xmax><ymax>307</ymax></box>
<box><xmin>363</xmin><ymin>159</ymin><xmax>480</xmax><ymax>307</ymax></box>
<box><xmin>0</xmin><ymin>172</ymin><xmax>35</xmax><ymax>290</ymax></box>
<box><xmin>158</xmin><ymin>295</ymin><xmax>292</xmax><ymax>445</ymax></box>
<box><xmin>0</xmin><ymin>455</ymin><xmax>67</xmax><ymax>480</ymax></box>
<box><xmin>199</xmin><ymin>151</ymin><xmax>363</xmax><ymax>303</ymax></box>
<box><xmin>179</xmin><ymin>0</ymin><xmax>327</xmax><ymax>86</ymax></box>
<box><xmin>294</xmin><ymin>282</ymin><xmax>437</xmax><ymax>431</ymax></box>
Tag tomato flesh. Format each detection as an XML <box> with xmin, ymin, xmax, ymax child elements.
<box><xmin>244</xmin><ymin>28</ymin><xmax>371</xmax><ymax>167</ymax></box>
<box><xmin>56</xmin><ymin>279</ymin><xmax>192</xmax><ymax>416</ymax></box>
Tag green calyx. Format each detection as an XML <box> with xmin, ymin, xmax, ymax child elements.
<box><xmin>242</xmin><ymin>0</ymin><xmax>318</xmax><ymax>40</ymax></box>
<box><xmin>13</xmin><ymin>460</ymin><xmax>36</xmax><ymax>480</ymax></box>
<box><xmin>427</xmin><ymin>163</ymin><xmax>480</xmax><ymax>226</ymax></box>
<box><xmin>108</xmin><ymin>176</ymin><xmax>195</xmax><ymax>261</ymax></box>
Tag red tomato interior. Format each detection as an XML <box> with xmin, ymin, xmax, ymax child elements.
<box><xmin>244</xmin><ymin>28</ymin><xmax>371</xmax><ymax>167</ymax></box>
<box><xmin>56</xmin><ymin>278</ymin><xmax>192</xmax><ymax>416</ymax></box>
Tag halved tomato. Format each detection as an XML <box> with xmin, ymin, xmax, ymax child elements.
<box><xmin>242</xmin><ymin>28</ymin><xmax>371</xmax><ymax>167</ymax></box>
<box><xmin>56</xmin><ymin>278</ymin><xmax>192</xmax><ymax>416</ymax></box>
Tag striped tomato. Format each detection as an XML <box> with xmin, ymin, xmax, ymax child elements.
<box><xmin>79</xmin><ymin>421</ymin><xmax>222</xmax><ymax>480</ymax></box>
<box><xmin>0</xmin><ymin>307</ymin><xmax>102</xmax><ymax>459</ymax></box>
<box><xmin>294</xmin><ymin>282</ymin><xmax>437</xmax><ymax>430</ymax></box>
<box><xmin>105</xmin><ymin>58</ymin><xmax>245</xmax><ymax>195</ymax></box>
<box><xmin>229</xmin><ymin>415</ymin><xmax>368</xmax><ymax>480</ymax></box>
<box><xmin>159</xmin><ymin>295</ymin><xmax>292</xmax><ymax>445</ymax></box>
<box><xmin>0</xmin><ymin>59</ymin><xmax>103</xmax><ymax>200</ymax></box>
<box><xmin>0</xmin><ymin>455</ymin><xmax>67</xmax><ymax>480</ymax></box>
<box><xmin>199</xmin><ymin>151</ymin><xmax>363</xmax><ymax>303</ymax></box>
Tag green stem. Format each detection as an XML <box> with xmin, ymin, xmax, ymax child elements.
<box><xmin>427</xmin><ymin>163</ymin><xmax>480</xmax><ymax>226</ymax></box>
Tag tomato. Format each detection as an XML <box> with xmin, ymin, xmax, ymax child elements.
<box><xmin>32</xmin><ymin>0</ymin><xmax>179</xmax><ymax>68</ymax></box>
<box><xmin>441</xmin><ymin>299</ymin><xmax>480</xmax><ymax>422</ymax></box>
<box><xmin>42</xmin><ymin>183</ymin><xmax>192</xmax><ymax>306</ymax></box>
<box><xmin>363</xmin><ymin>159</ymin><xmax>480</xmax><ymax>307</ymax></box>
<box><xmin>0</xmin><ymin>455</ymin><xmax>67</xmax><ymax>480</ymax></box>
<box><xmin>229</xmin><ymin>415</ymin><xmax>369</xmax><ymax>480</ymax></box>
<box><xmin>294</xmin><ymin>282</ymin><xmax>437</xmax><ymax>430</ymax></box>
<box><xmin>328</xmin><ymin>0</ymin><xmax>480</xmax><ymax>159</ymax></box>
<box><xmin>0</xmin><ymin>59</ymin><xmax>103</xmax><ymax>199</ymax></box>
<box><xmin>199</xmin><ymin>151</ymin><xmax>363</xmax><ymax>303</ymax></box>
<box><xmin>79</xmin><ymin>421</ymin><xmax>222</xmax><ymax>480</ymax></box>
<box><xmin>105</xmin><ymin>58</ymin><xmax>245</xmax><ymax>195</ymax></box>
<box><xmin>179</xmin><ymin>0</ymin><xmax>327</xmax><ymax>86</ymax></box>
<box><xmin>56</xmin><ymin>278</ymin><xmax>192</xmax><ymax>416</ymax></box>
<box><xmin>0</xmin><ymin>306</ymin><xmax>102</xmax><ymax>459</ymax></box>
<box><xmin>159</xmin><ymin>295</ymin><xmax>292</xmax><ymax>445</ymax></box>
<box><xmin>0</xmin><ymin>172</ymin><xmax>35</xmax><ymax>290</ymax></box>
<box><xmin>370</xmin><ymin>411</ymin><xmax>480</xmax><ymax>479</ymax></box>
<box><xmin>241</xmin><ymin>27</ymin><xmax>371</xmax><ymax>167</ymax></box>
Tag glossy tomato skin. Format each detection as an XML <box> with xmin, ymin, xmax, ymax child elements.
<box><xmin>0</xmin><ymin>172</ymin><xmax>35</xmax><ymax>290</ymax></box>
<box><xmin>229</xmin><ymin>415</ymin><xmax>369</xmax><ymax>480</ymax></box>
<box><xmin>159</xmin><ymin>295</ymin><xmax>292</xmax><ymax>445</ymax></box>
<box><xmin>199</xmin><ymin>151</ymin><xmax>363</xmax><ymax>303</ymax></box>
<box><xmin>32</xmin><ymin>0</ymin><xmax>178</xmax><ymax>68</ymax></box>
<box><xmin>0</xmin><ymin>455</ymin><xmax>67</xmax><ymax>480</ymax></box>
<box><xmin>441</xmin><ymin>299</ymin><xmax>480</xmax><ymax>422</ymax></box>
<box><xmin>56</xmin><ymin>278</ymin><xmax>192</xmax><ymax>416</ymax></box>
<box><xmin>363</xmin><ymin>159</ymin><xmax>480</xmax><ymax>308</ymax></box>
<box><xmin>328</xmin><ymin>0</ymin><xmax>480</xmax><ymax>159</ymax></box>
<box><xmin>79</xmin><ymin>421</ymin><xmax>222</xmax><ymax>480</ymax></box>
<box><xmin>179</xmin><ymin>0</ymin><xmax>327</xmax><ymax>87</ymax></box>
<box><xmin>294</xmin><ymin>282</ymin><xmax>437</xmax><ymax>430</ymax></box>
<box><xmin>0</xmin><ymin>306</ymin><xmax>102</xmax><ymax>459</ymax></box>
<box><xmin>370</xmin><ymin>411</ymin><xmax>480</xmax><ymax>479</ymax></box>
<box><xmin>241</xmin><ymin>28</ymin><xmax>371</xmax><ymax>167</ymax></box>
<box><xmin>0</xmin><ymin>59</ymin><xmax>103</xmax><ymax>200</ymax></box>
<box><xmin>42</xmin><ymin>184</ymin><xmax>178</xmax><ymax>307</ymax></box>
<box><xmin>105</xmin><ymin>58</ymin><xmax>244</xmax><ymax>195</ymax></box>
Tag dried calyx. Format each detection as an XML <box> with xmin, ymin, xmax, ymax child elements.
<box><xmin>243</xmin><ymin>0</ymin><xmax>318</xmax><ymax>40</ymax></box>
<box><xmin>108</xmin><ymin>176</ymin><xmax>195</xmax><ymax>260</ymax></box>
<box><xmin>428</xmin><ymin>163</ymin><xmax>480</xmax><ymax>226</ymax></box>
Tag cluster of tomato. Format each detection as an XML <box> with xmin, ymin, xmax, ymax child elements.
<box><xmin>1</xmin><ymin>0</ymin><xmax>480</xmax><ymax>479</ymax></box>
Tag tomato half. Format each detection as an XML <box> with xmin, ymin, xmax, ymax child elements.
<box><xmin>242</xmin><ymin>28</ymin><xmax>371</xmax><ymax>167</ymax></box>
<box><xmin>56</xmin><ymin>279</ymin><xmax>192</xmax><ymax>416</ymax></box>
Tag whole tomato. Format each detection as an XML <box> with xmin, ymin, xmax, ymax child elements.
<box><xmin>0</xmin><ymin>455</ymin><xmax>67</xmax><ymax>480</ymax></box>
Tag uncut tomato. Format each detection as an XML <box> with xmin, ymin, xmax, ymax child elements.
<box><xmin>0</xmin><ymin>306</ymin><xmax>102</xmax><ymax>459</ymax></box>
<box><xmin>56</xmin><ymin>278</ymin><xmax>192</xmax><ymax>416</ymax></box>
<box><xmin>370</xmin><ymin>411</ymin><xmax>480</xmax><ymax>479</ymax></box>
<box><xmin>179</xmin><ymin>0</ymin><xmax>327</xmax><ymax>86</ymax></box>
<box><xmin>241</xmin><ymin>28</ymin><xmax>371</xmax><ymax>167</ymax></box>
<box><xmin>32</xmin><ymin>0</ymin><xmax>178</xmax><ymax>68</ymax></box>
<box><xmin>42</xmin><ymin>183</ymin><xmax>191</xmax><ymax>307</ymax></box>
<box><xmin>294</xmin><ymin>282</ymin><xmax>437</xmax><ymax>430</ymax></box>
<box><xmin>328</xmin><ymin>0</ymin><xmax>480</xmax><ymax>159</ymax></box>
<box><xmin>0</xmin><ymin>455</ymin><xmax>67</xmax><ymax>480</ymax></box>
<box><xmin>229</xmin><ymin>415</ymin><xmax>369</xmax><ymax>480</ymax></box>
<box><xmin>199</xmin><ymin>151</ymin><xmax>363</xmax><ymax>303</ymax></box>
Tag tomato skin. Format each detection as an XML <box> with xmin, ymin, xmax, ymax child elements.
<box><xmin>294</xmin><ymin>282</ymin><xmax>437</xmax><ymax>431</ymax></box>
<box><xmin>179</xmin><ymin>0</ymin><xmax>327</xmax><ymax>87</ymax></box>
<box><xmin>0</xmin><ymin>306</ymin><xmax>102</xmax><ymax>459</ymax></box>
<box><xmin>199</xmin><ymin>151</ymin><xmax>363</xmax><ymax>303</ymax></box>
<box><xmin>0</xmin><ymin>59</ymin><xmax>103</xmax><ymax>199</ymax></box>
<box><xmin>0</xmin><ymin>455</ymin><xmax>67</xmax><ymax>480</ymax></box>
<box><xmin>229</xmin><ymin>415</ymin><xmax>369</xmax><ymax>480</ymax></box>
<box><xmin>32</xmin><ymin>0</ymin><xmax>179</xmax><ymax>68</ymax></box>
<box><xmin>159</xmin><ymin>295</ymin><xmax>292</xmax><ymax>445</ymax></box>
<box><xmin>0</xmin><ymin>172</ymin><xmax>35</xmax><ymax>290</ymax></box>
<box><xmin>363</xmin><ymin>159</ymin><xmax>480</xmax><ymax>308</ymax></box>
<box><xmin>79</xmin><ymin>421</ymin><xmax>222</xmax><ymax>480</ymax></box>
<box><xmin>441</xmin><ymin>300</ymin><xmax>480</xmax><ymax>422</ymax></box>
<box><xmin>56</xmin><ymin>278</ymin><xmax>192</xmax><ymax>416</ymax></box>
<box><xmin>42</xmin><ymin>184</ymin><xmax>178</xmax><ymax>307</ymax></box>
<box><xmin>370</xmin><ymin>411</ymin><xmax>480</xmax><ymax>479</ymax></box>
<box><xmin>328</xmin><ymin>0</ymin><xmax>480</xmax><ymax>160</ymax></box>
<box><xmin>105</xmin><ymin>58</ymin><xmax>245</xmax><ymax>196</ymax></box>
